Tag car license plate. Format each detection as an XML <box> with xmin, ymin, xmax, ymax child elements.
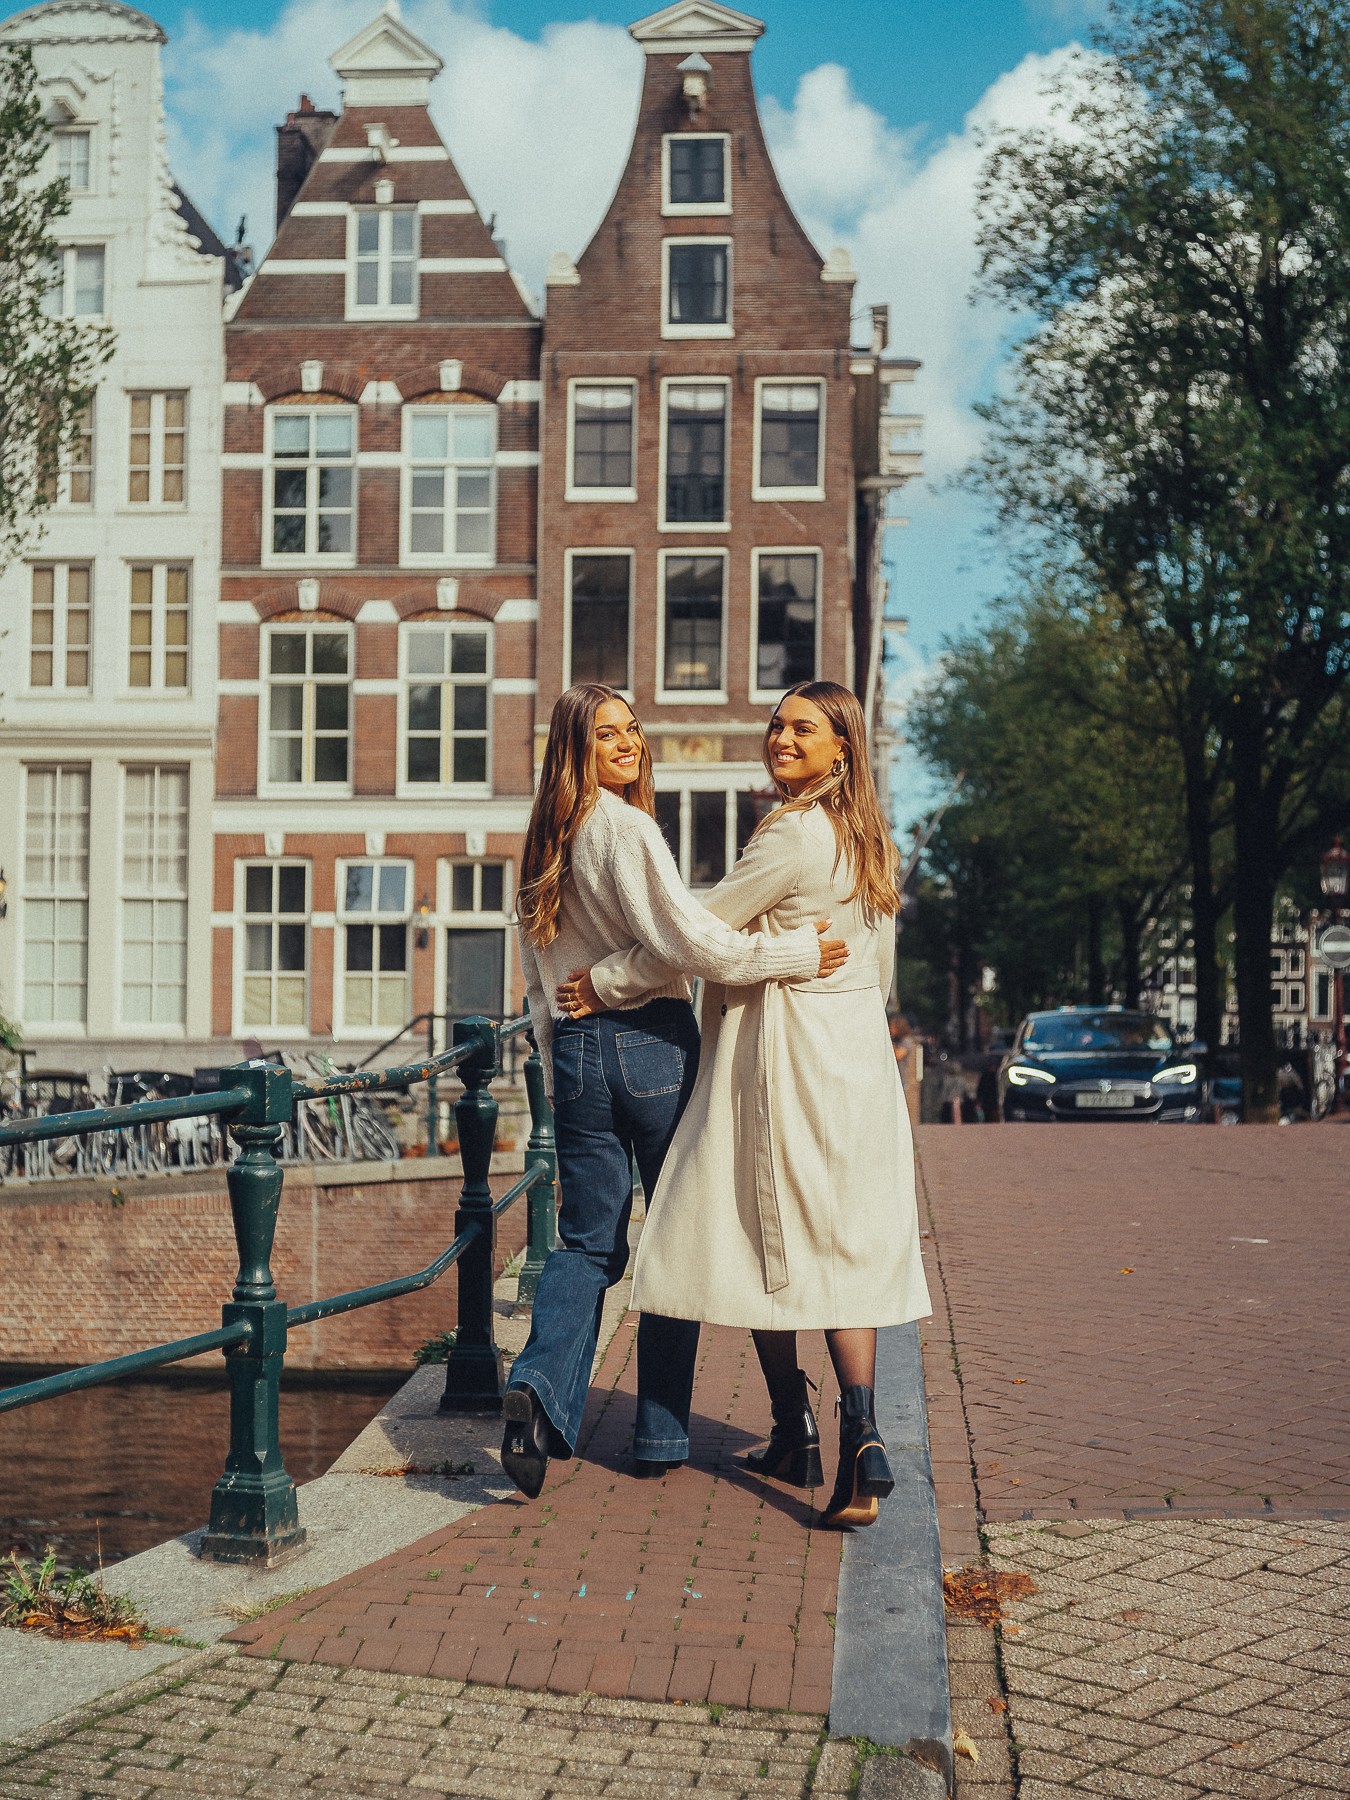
<box><xmin>1076</xmin><ymin>1091</ymin><xmax>1135</xmax><ymax>1108</ymax></box>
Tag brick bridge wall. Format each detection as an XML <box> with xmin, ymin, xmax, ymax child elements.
<box><xmin>0</xmin><ymin>1156</ymin><xmax>534</xmax><ymax>1373</ymax></box>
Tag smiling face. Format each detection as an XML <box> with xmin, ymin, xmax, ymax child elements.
<box><xmin>593</xmin><ymin>697</ymin><xmax>644</xmax><ymax>795</ymax></box>
<box><xmin>766</xmin><ymin>695</ymin><xmax>846</xmax><ymax>794</ymax></box>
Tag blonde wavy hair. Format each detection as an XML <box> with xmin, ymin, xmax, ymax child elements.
<box><xmin>517</xmin><ymin>684</ymin><xmax>656</xmax><ymax>948</ymax></box>
<box><xmin>760</xmin><ymin>681</ymin><xmax>901</xmax><ymax>916</ymax></box>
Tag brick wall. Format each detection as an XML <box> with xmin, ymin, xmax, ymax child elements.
<box><xmin>0</xmin><ymin>1159</ymin><xmax>535</xmax><ymax>1373</ymax></box>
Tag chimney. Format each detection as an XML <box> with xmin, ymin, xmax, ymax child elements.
<box><xmin>275</xmin><ymin>94</ymin><xmax>338</xmax><ymax>234</ymax></box>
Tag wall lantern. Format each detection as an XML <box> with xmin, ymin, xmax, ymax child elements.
<box><xmin>415</xmin><ymin>893</ymin><xmax>433</xmax><ymax>950</ymax></box>
<box><xmin>678</xmin><ymin>51</ymin><xmax>710</xmax><ymax>116</ymax></box>
<box><xmin>1320</xmin><ymin>836</ymin><xmax>1350</xmax><ymax>903</ymax></box>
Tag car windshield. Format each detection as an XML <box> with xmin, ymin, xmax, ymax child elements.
<box><xmin>1022</xmin><ymin>1013</ymin><xmax>1174</xmax><ymax>1054</ymax></box>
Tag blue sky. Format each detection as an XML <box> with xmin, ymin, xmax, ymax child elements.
<box><xmin>145</xmin><ymin>0</ymin><xmax>1101</xmax><ymax>823</ymax></box>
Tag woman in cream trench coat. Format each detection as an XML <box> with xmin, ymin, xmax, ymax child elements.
<box><xmin>567</xmin><ymin>682</ymin><xmax>932</xmax><ymax>1527</ymax></box>
<box><xmin>587</xmin><ymin>799</ymin><xmax>928</xmax><ymax>1334</ymax></box>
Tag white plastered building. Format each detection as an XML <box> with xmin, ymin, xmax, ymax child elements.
<box><xmin>0</xmin><ymin>0</ymin><xmax>228</xmax><ymax>1074</ymax></box>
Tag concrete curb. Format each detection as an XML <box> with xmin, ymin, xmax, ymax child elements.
<box><xmin>829</xmin><ymin>1321</ymin><xmax>953</xmax><ymax>1796</ymax></box>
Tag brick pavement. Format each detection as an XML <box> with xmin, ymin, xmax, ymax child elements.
<box><xmin>917</xmin><ymin>1125</ymin><xmax>1350</xmax><ymax>1521</ymax></box>
<box><xmin>0</xmin><ymin>1650</ymin><xmax>864</xmax><ymax>1799</ymax></box>
<box><xmin>915</xmin><ymin>1124</ymin><xmax>1350</xmax><ymax>1800</ymax></box>
<box><xmin>226</xmin><ymin>1315</ymin><xmax>845</xmax><ymax>1717</ymax></box>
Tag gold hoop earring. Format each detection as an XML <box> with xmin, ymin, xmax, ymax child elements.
<box><xmin>831</xmin><ymin>757</ymin><xmax>846</xmax><ymax>777</ymax></box>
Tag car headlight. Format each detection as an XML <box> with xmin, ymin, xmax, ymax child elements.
<box><xmin>1153</xmin><ymin>1062</ymin><xmax>1198</xmax><ymax>1087</ymax></box>
<box><xmin>1007</xmin><ymin>1064</ymin><xmax>1055</xmax><ymax>1086</ymax></box>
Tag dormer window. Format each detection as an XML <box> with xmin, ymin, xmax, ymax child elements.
<box><xmin>55</xmin><ymin>129</ymin><xmax>91</xmax><ymax>193</ymax></box>
<box><xmin>663</xmin><ymin>238</ymin><xmax>732</xmax><ymax>338</ymax></box>
<box><xmin>348</xmin><ymin>207</ymin><xmax>418</xmax><ymax>318</ymax></box>
<box><xmin>663</xmin><ymin>134</ymin><xmax>730</xmax><ymax>215</ymax></box>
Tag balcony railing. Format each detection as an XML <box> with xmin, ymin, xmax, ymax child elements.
<box><xmin>0</xmin><ymin>1013</ymin><xmax>556</xmax><ymax>1566</ymax></box>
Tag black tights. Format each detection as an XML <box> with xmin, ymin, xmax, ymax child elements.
<box><xmin>752</xmin><ymin>1327</ymin><xmax>876</xmax><ymax>1407</ymax></box>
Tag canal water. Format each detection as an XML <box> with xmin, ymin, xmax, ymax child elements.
<box><xmin>0</xmin><ymin>1370</ymin><xmax>402</xmax><ymax>1573</ymax></box>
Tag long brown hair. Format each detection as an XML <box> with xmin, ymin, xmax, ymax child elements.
<box><xmin>760</xmin><ymin>681</ymin><xmax>901</xmax><ymax>915</ymax></box>
<box><xmin>517</xmin><ymin>684</ymin><xmax>656</xmax><ymax>947</ymax></box>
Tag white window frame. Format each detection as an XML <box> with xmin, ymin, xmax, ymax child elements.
<box><xmin>659</xmin><ymin>377</ymin><xmax>730</xmax><ymax>532</ymax></box>
<box><xmin>263</xmin><ymin>405</ymin><xmax>358</xmax><ymax>570</ymax></box>
<box><xmin>27</xmin><ymin>562</ymin><xmax>92</xmax><ymax>694</ymax></box>
<box><xmin>48</xmin><ymin>394</ymin><xmax>94</xmax><ymax>507</ymax></box>
<box><xmin>127</xmin><ymin>391</ymin><xmax>188</xmax><ymax>508</ymax></box>
<box><xmin>259</xmin><ymin>621</ymin><xmax>355</xmax><ymax>796</ymax></box>
<box><xmin>346</xmin><ymin>205</ymin><xmax>420</xmax><ymax>320</ymax></box>
<box><xmin>661</xmin><ymin>236</ymin><xmax>733</xmax><ymax>340</ymax></box>
<box><xmin>752</xmin><ymin>377</ymin><xmax>826</xmax><ymax>501</ymax></box>
<box><xmin>399</xmin><ymin>404</ymin><xmax>497</xmax><ymax>568</ymax></box>
<box><xmin>563</xmin><ymin>547</ymin><xmax>635</xmax><ymax>693</ymax></box>
<box><xmin>750</xmin><ymin>546</ymin><xmax>823</xmax><ymax>704</ymax></box>
<box><xmin>654</xmin><ymin>783</ymin><xmax>758</xmax><ymax>890</ymax></box>
<box><xmin>566</xmin><ymin>379</ymin><xmax>637</xmax><ymax>502</ymax></box>
<box><xmin>656</xmin><ymin>547</ymin><xmax>728</xmax><ymax>704</ymax></box>
<box><xmin>334</xmin><ymin>858</ymin><xmax>414</xmax><ymax>1038</ymax></box>
<box><xmin>126</xmin><ymin>562</ymin><xmax>191</xmax><ymax>695</ymax></box>
<box><xmin>44</xmin><ymin>242</ymin><xmax>106</xmax><ymax>318</ymax></box>
<box><xmin>20</xmin><ymin>763</ymin><xmax>91</xmax><ymax>1031</ymax></box>
<box><xmin>235</xmin><ymin>859</ymin><xmax>312</xmax><ymax>1038</ymax></box>
<box><xmin>396</xmin><ymin>619</ymin><xmax>493</xmax><ymax>797</ymax></box>
<box><xmin>661</xmin><ymin>132</ymin><xmax>732</xmax><ymax>217</ymax></box>
<box><xmin>117</xmin><ymin>764</ymin><xmax>189</xmax><ymax>1033</ymax></box>
<box><xmin>54</xmin><ymin>126</ymin><xmax>93</xmax><ymax>194</ymax></box>
<box><xmin>442</xmin><ymin>859</ymin><xmax>513</xmax><ymax>1022</ymax></box>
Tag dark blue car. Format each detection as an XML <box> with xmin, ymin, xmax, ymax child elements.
<box><xmin>998</xmin><ymin>1007</ymin><xmax>1206</xmax><ymax>1123</ymax></box>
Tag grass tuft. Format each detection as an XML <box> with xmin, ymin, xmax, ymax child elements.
<box><xmin>1</xmin><ymin>1550</ymin><xmax>179</xmax><ymax>1647</ymax></box>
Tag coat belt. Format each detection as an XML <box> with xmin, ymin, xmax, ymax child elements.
<box><xmin>751</xmin><ymin>987</ymin><xmax>792</xmax><ymax>1294</ymax></box>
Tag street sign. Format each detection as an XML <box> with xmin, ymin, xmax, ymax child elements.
<box><xmin>1317</xmin><ymin>922</ymin><xmax>1350</xmax><ymax>971</ymax></box>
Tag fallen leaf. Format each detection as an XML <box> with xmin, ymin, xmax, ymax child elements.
<box><xmin>1012</xmin><ymin>1379</ymin><xmax>1027</xmax><ymax>1385</ymax></box>
<box><xmin>1009</xmin><ymin>1478</ymin><xmax>1021</xmax><ymax>1486</ymax></box>
<box><xmin>1120</xmin><ymin>1609</ymin><xmax>1146</xmax><ymax>1622</ymax></box>
<box><xmin>953</xmin><ymin>1729</ymin><xmax>980</xmax><ymax>1763</ymax></box>
<box><xmin>1120</xmin><ymin>1267</ymin><xmax>1136</xmax><ymax>1274</ymax></box>
<box><xmin>942</xmin><ymin>1565</ymin><xmax>1037</xmax><ymax>1627</ymax></box>
<box><xmin>986</xmin><ymin>1697</ymin><xmax>1008</xmax><ymax>1714</ymax></box>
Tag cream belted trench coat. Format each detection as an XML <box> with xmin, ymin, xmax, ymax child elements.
<box><xmin>587</xmin><ymin>802</ymin><xmax>932</xmax><ymax>1332</ymax></box>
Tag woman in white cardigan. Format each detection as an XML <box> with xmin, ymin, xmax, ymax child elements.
<box><xmin>559</xmin><ymin>681</ymin><xmax>931</xmax><ymax>1528</ymax></box>
<box><xmin>502</xmin><ymin>683</ymin><xmax>846</xmax><ymax>1500</ymax></box>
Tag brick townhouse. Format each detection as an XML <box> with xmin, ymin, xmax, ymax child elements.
<box><xmin>538</xmin><ymin>0</ymin><xmax>917</xmax><ymax>887</ymax></box>
<box><xmin>213</xmin><ymin>4</ymin><xmax>541</xmax><ymax>1055</ymax></box>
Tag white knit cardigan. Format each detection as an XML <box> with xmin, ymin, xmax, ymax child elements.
<box><xmin>518</xmin><ymin>789</ymin><xmax>820</xmax><ymax>1094</ymax></box>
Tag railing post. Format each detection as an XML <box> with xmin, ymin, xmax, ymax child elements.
<box><xmin>441</xmin><ymin>1016</ymin><xmax>506</xmax><ymax>1411</ymax></box>
<box><xmin>201</xmin><ymin>1061</ymin><xmax>306</xmax><ymax>1566</ymax></box>
<box><xmin>426</xmin><ymin>1009</ymin><xmax>440</xmax><ymax>1157</ymax></box>
<box><xmin>517</xmin><ymin>1034</ymin><xmax>556</xmax><ymax>1305</ymax></box>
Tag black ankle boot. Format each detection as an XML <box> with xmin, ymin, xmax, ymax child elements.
<box><xmin>820</xmin><ymin>1385</ymin><xmax>894</xmax><ymax>1529</ymax></box>
<box><xmin>501</xmin><ymin>1384</ymin><xmax>552</xmax><ymax>1500</ymax></box>
<box><xmin>745</xmin><ymin>1370</ymin><xmax>824</xmax><ymax>1488</ymax></box>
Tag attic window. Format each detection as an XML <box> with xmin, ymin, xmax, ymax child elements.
<box><xmin>348</xmin><ymin>207</ymin><xmax>418</xmax><ymax>318</ymax></box>
<box><xmin>663</xmin><ymin>134</ymin><xmax>730</xmax><ymax>215</ymax></box>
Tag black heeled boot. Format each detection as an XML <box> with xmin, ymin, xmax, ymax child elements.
<box><xmin>745</xmin><ymin>1370</ymin><xmax>824</xmax><ymax>1488</ymax></box>
<box><xmin>820</xmin><ymin>1385</ymin><xmax>894</xmax><ymax>1528</ymax></box>
<box><xmin>501</xmin><ymin>1384</ymin><xmax>552</xmax><ymax>1500</ymax></box>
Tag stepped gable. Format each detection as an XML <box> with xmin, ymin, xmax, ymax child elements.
<box><xmin>552</xmin><ymin>0</ymin><xmax>844</xmax><ymax>352</ymax></box>
<box><xmin>236</xmin><ymin>2</ymin><xmax>531</xmax><ymax>327</ymax></box>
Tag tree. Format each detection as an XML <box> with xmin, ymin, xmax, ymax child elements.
<box><xmin>0</xmin><ymin>43</ymin><xmax>112</xmax><ymax>569</ymax></box>
<box><xmin>905</xmin><ymin>589</ymin><xmax>1187</xmax><ymax>1033</ymax></box>
<box><xmin>971</xmin><ymin>0</ymin><xmax>1350</xmax><ymax>1118</ymax></box>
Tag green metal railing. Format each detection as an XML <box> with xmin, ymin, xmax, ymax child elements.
<box><xmin>0</xmin><ymin>1014</ymin><xmax>557</xmax><ymax>1567</ymax></box>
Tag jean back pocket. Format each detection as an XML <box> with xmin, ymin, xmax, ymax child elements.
<box><xmin>551</xmin><ymin>1028</ymin><xmax>586</xmax><ymax>1104</ymax></box>
<box><xmin>616</xmin><ymin>1029</ymin><xmax>684</xmax><ymax>1098</ymax></box>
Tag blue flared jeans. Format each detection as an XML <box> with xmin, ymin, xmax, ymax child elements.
<box><xmin>507</xmin><ymin>997</ymin><xmax>702</xmax><ymax>1461</ymax></box>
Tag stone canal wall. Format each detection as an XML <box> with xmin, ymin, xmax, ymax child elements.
<box><xmin>0</xmin><ymin>1156</ymin><xmax>533</xmax><ymax>1372</ymax></box>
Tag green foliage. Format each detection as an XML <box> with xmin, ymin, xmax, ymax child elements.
<box><xmin>1</xmin><ymin>1549</ymin><xmax>177</xmax><ymax>1644</ymax></box>
<box><xmin>412</xmin><ymin>1329</ymin><xmax>457</xmax><ymax>1365</ymax></box>
<box><xmin>968</xmin><ymin>0</ymin><xmax>1350</xmax><ymax>1111</ymax></box>
<box><xmin>905</xmin><ymin>590</ymin><xmax>1186</xmax><ymax>1028</ymax></box>
<box><xmin>0</xmin><ymin>44</ymin><xmax>114</xmax><ymax>570</ymax></box>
